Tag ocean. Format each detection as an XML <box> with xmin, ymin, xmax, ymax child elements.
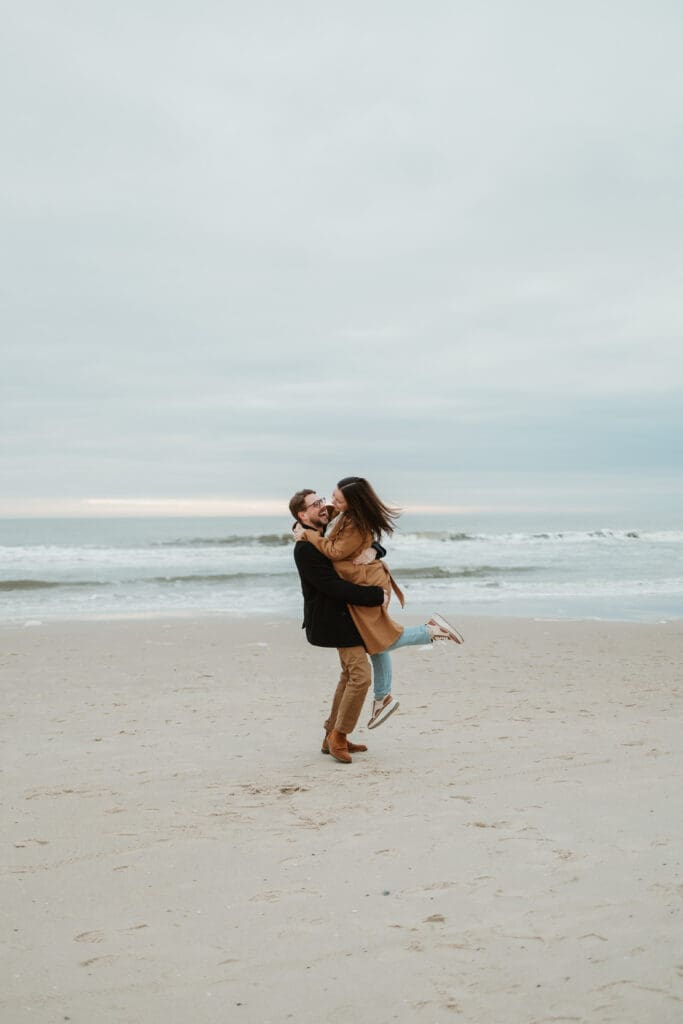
<box><xmin>1</xmin><ymin>509</ymin><xmax>682</xmax><ymax>624</ymax></box>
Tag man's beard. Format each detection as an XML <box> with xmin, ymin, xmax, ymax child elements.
<box><xmin>310</xmin><ymin>511</ymin><xmax>329</xmax><ymax>531</ymax></box>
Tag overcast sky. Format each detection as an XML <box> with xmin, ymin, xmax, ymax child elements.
<box><xmin>3</xmin><ymin>2</ymin><xmax>682</xmax><ymax>514</ymax></box>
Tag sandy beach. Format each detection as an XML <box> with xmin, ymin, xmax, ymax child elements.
<box><xmin>2</xmin><ymin>615</ymin><xmax>682</xmax><ymax>1023</ymax></box>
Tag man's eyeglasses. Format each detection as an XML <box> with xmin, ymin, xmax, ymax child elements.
<box><xmin>304</xmin><ymin>497</ymin><xmax>326</xmax><ymax>510</ymax></box>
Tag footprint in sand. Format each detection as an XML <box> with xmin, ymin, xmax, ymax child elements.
<box><xmin>468</xmin><ymin>820</ymin><xmax>510</xmax><ymax>829</ymax></box>
<box><xmin>75</xmin><ymin>931</ymin><xmax>104</xmax><ymax>943</ymax></box>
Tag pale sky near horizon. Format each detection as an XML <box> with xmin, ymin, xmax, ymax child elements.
<box><xmin>3</xmin><ymin>2</ymin><xmax>682</xmax><ymax>515</ymax></box>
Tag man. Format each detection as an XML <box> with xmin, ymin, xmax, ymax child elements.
<box><xmin>289</xmin><ymin>488</ymin><xmax>386</xmax><ymax>764</ymax></box>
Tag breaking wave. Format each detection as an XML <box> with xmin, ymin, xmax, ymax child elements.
<box><xmin>394</xmin><ymin>565</ymin><xmax>538</xmax><ymax>579</ymax></box>
<box><xmin>0</xmin><ymin>579</ymin><xmax>108</xmax><ymax>591</ymax></box>
<box><xmin>158</xmin><ymin>533</ymin><xmax>294</xmax><ymax>548</ymax></box>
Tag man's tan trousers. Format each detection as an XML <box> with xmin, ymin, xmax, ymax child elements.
<box><xmin>324</xmin><ymin>645</ymin><xmax>372</xmax><ymax>735</ymax></box>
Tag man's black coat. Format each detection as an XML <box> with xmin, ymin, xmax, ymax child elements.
<box><xmin>293</xmin><ymin>535</ymin><xmax>384</xmax><ymax>648</ymax></box>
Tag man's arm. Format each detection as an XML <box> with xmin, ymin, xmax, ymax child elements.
<box><xmin>294</xmin><ymin>544</ymin><xmax>384</xmax><ymax>606</ymax></box>
<box><xmin>353</xmin><ymin>540</ymin><xmax>386</xmax><ymax>566</ymax></box>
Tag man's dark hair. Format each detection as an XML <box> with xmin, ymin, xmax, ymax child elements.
<box><xmin>288</xmin><ymin>488</ymin><xmax>315</xmax><ymax>522</ymax></box>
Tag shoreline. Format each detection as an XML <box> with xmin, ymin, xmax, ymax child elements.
<box><xmin>2</xmin><ymin>609</ymin><xmax>681</xmax><ymax>628</ymax></box>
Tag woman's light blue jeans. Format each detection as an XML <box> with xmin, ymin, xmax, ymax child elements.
<box><xmin>369</xmin><ymin>624</ymin><xmax>431</xmax><ymax>700</ymax></box>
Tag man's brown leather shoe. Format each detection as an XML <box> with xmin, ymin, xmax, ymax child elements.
<box><xmin>322</xmin><ymin>733</ymin><xmax>367</xmax><ymax>755</ymax></box>
<box><xmin>326</xmin><ymin>729</ymin><xmax>353</xmax><ymax>763</ymax></box>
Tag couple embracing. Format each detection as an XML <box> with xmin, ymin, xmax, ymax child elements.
<box><xmin>289</xmin><ymin>476</ymin><xmax>463</xmax><ymax>764</ymax></box>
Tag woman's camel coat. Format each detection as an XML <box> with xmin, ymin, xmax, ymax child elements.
<box><xmin>300</xmin><ymin>514</ymin><xmax>405</xmax><ymax>655</ymax></box>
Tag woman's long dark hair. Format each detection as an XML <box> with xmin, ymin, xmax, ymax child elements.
<box><xmin>337</xmin><ymin>477</ymin><xmax>401</xmax><ymax>541</ymax></box>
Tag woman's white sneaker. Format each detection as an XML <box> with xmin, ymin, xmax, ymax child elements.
<box><xmin>427</xmin><ymin>613</ymin><xmax>464</xmax><ymax>644</ymax></box>
<box><xmin>367</xmin><ymin>694</ymin><xmax>400</xmax><ymax>729</ymax></box>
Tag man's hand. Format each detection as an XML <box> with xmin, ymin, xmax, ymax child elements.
<box><xmin>353</xmin><ymin>546</ymin><xmax>376</xmax><ymax>565</ymax></box>
<box><xmin>292</xmin><ymin>523</ymin><xmax>305</xmax><ymax>542</ymax></box>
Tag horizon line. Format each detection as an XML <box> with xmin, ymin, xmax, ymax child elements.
<box><xmin>0</xmin><ymin>497</ymin><xmax>543</xmax><ymax>518</ymax></box>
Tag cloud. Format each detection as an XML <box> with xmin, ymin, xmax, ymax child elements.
<box><xmin>2</xmin><ymin>2</ymin><xmax>682</xmax><ymax>508</ymax></box>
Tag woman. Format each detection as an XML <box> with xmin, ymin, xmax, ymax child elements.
<box><xmin>292</xmin><ymin>476</ymin><xmax>463</xmax><ymax>729</ymax></box>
